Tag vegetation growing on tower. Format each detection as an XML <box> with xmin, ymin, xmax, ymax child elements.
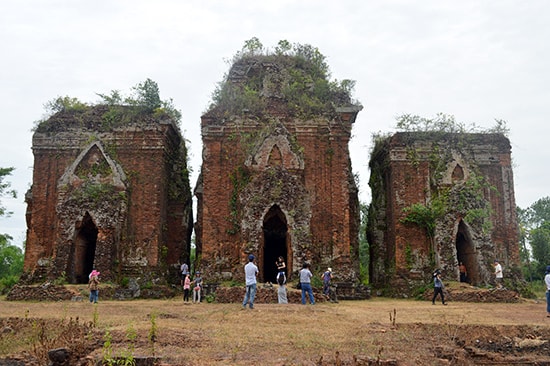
<box><xmin>206</xmin><ymin>37</ymin><xmax>361</xmax><ymax>119</ymax></box>
<box><xmin>34</xmin><ymin>78</ymin><xmax>182</xmax><ymax>133</ymax></box>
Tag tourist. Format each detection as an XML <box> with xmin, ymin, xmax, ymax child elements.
<box><xmin>277</xmin><ymin>272</ymin><xmax>288</xmax><ymax>304</ymax></box>
<box><xmin>193</xmin><ymin>271</ymin><xmax>203</xmax><ymax>303</ymax></box>
<box><xmin>431</xmin><ymin>269</ymin><xmax>446</xmax><ymax>305</ymax></box>
<box><xmin>180</xmin><ymin>262</ymin><xmax>189</xmax><ymax>281</ymax></box>
<box><xmin>276</xmin><ymin>256</ymin><xmax>286</xmax><ymax>284</ymax></box>
<box><xmin>88</xmin><ymin>270</ymin><xmax>100</xmax><ymax>304</ymax></box>
<box><xmin>459</xmin><ymin>262</ymin><xmax>467</xmax><ymax>283</ymax></box>
<box><xmin>299</xmin><ymin>262</ymin><xmax>315</xmax><ymax>305</ymax></box>
<box><xmin>494</xmin><ymin>260</ymin><xmax>503</xmax><ymax>289</ymax></box>
<box><xmin>322</xmin><ymin>267</ymin><xmax>333</xmax><ymax>298</ymax></box>
<box><xmin>545</xmin><ymin>266</ymin><xmax>550</xmax><ymax>318</ymax></box>
<box><xmin>183</xmin><ymin>272</ymin><xmax>191</xmax><ymax>302</ymax></box>
<box><xmin>242</xmin><ymin>254</ymin><xmax>259</xmax><ymax>309</ymax></box>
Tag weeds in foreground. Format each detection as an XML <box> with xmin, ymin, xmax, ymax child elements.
<box><xmin>101</xmin><ymin>327</ymin><xmax>136</xmax><ymax>366</ymax></box>
<box><xmin>440</xmin><ymin>313</ymin><xmax>466</xmax><ymax>343</ymax></box>
<box><xmin>93</xmin><ymin>303</ymin><xmax>99</xmax><ymax>328</ymax></box>
<box><xmin>148</xmin><ymin>312</ymin><xmax>158</xmax><ymax>357</ymax></box>
<box><xmin>389</xmin><ymin>308</ymin><xmax>397</xmax><ymax>327</ymax></box>
<box><xmin>21</xmin><ymin>317</ymin><xmax>93</xmax><ymax>363</ymax></box>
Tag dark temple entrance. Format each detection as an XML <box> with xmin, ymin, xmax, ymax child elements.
<box><xmin>262</xmin><ymin>205</ymin><xmax>288</xmax><ymax>283</ymax></box>
<box><xmin>71</xmin><ymin>212</ymin><xmax>98</xmax><ymax>284</ymax></box>
<box><xmin>455</xmin><ymin>220</ymin><xmax>479</xmax><ymax>285</ymax></box>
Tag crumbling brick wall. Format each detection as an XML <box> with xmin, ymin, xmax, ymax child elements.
<box><xmin>367</xmin><ymin>132</ymin><xmax>520</xmax><ymax>293</ymax></box>
<box><xmin>24</xmin><ymin>106</ymin><xmax>193</xmax><ymax>284</ymax></box>
<box><xmin>195</xmin><ymin>55</ymin><xmax>362</xmax><ymax>284</ymax></box>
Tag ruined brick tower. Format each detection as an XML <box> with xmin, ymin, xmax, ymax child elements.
<box><xmin>367</xmin><ymin>132</ymin><xmax>520</xmax><ymax>293</ymax></box>
<box><xmin>24</xmin><ymin>105</ymin><xmax>193</xmax><ymax>284</ymax></box>
<box><xmin>195</xmin><ymin>51</ymin><xmax>362</xmax><ymax>283</ymax></box>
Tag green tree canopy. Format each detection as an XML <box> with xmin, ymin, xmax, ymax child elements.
<box><xmin>519</xmin><ymin>196</ymin><xmax>550</xmax><ymax>279</ymax></box>
<box><xmin>530</xmin><ymin>221</ymin><xmax>550</xmax><ymax>276</ymax></box>
<box><xmin>0</xmin><ymin>167</ymin><xmax>22</xmax><ymax>293</ymax></box>
<box><xmin>0</xmin><ymin>167</ymin><xmax>16</xmax><ymax>217</ymax></box>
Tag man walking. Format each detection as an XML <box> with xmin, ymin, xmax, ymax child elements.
<box><xmin>242</xmin><ymin>254</ymin><xmax>259</xmax><ymax>309</ymax></box>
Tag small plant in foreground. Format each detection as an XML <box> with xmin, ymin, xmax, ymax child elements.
<box><xmin>148</xmin><ymin>312</ymin><xmax>158</xmax><ymax>357</ymax></box>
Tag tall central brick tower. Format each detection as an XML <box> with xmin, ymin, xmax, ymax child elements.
<box><xmin>195</xmin><ymin>49</ymin><xmax>362</xmax><ymax>284</ymax></box>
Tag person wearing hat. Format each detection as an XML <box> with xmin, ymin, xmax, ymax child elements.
<box><xmin>494</xmin><ymin>260</ymin><xmax>503</xmax><ymax>289</ymax></box>
<box><xmin>322</xmin><ymin>267</ymin><xmax>333</xmax><ymax>299</ymax></box>
<box><xmin>242</xmin><ymin>254</ymin><xmax>259</xmax><ymax>309</ymax></box>
<box><xmin>545</xmin><ymin>266</ymin><xmax>550</xmax><ymax>317</ymax></box>
<box><xmin>432</xmin><ymin>269</ymin><xmax>446</xmax><ymax>305</ymax></box>
<box><xmin>193</xmin><ymin>271</ymin><xmax>203</xmax><ymax>303</ymax></box>
<box><xmin>88</xmin><ymin>269</ymin><xmax>100</xmax><ymax>304</ymax></box>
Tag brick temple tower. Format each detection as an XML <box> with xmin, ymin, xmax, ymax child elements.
<box><xmin>24</xmin><ymin>105</ymin><xmax>193</xmax><ymax>284</ymax></box>
<box><xmin>367</xmin><ymin>132</ymin><xmax>520</xmax><ymax>293</ymax></box>
<box><xmin>195</xmin><ymin>52</ymin><xmax>362</xmax><ymax>284</ymax></box>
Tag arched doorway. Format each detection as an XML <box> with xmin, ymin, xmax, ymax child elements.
<box><xmin>72</xmin><ymin>212</ymin><xmax>98</xmax><ymax>284</ymax></box>
<box><xmin>262</xmin><ymin>205</ymin><xmax>289</xmax><ymax>283</ymax></box>
<box><xmin>455</xmin><ymin>220</ymin><xmax>479</xmax><ymax>285</ymax></box>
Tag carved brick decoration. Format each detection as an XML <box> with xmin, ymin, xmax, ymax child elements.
<box><xmin>367</xmin><ymin>132</ymin><xmax>520</xmax><ymax>293</ymax></box>
<box><xmin>24</xmin><ymin>106</ymin><xmax>193</xmax><ymax>284</ymax></box>
<box><xmin>195</xmin><ymin>56</ymin><xmax>362</xmax><ymax>283</ymax></box>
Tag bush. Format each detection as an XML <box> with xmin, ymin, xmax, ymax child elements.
<box><xmin>0</xmin><ymin>275</ymin><xmax>19</xmax><ymax>295</ymax></box>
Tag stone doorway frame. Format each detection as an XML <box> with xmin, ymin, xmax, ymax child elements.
<box><xmin>455</xmin><ymin>219</ymin><xmax>479</xmax><ymax>285</ymax></box>
<box><xmin>70</xmin><ymin>211</ymin><xmax>98</xmax><ymax>284</ymax></box>
<box><xmin>260</xmin><ymin>205</ymin><xmax>291</xmax><ymax>283</ymax></box>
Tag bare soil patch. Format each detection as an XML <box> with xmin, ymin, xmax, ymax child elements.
<box><xmin>1</xmin><ymin>289</ymin><xmax>550</xmax><ymax>365</ymax></box>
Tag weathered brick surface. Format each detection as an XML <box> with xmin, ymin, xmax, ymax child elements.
<box><xmin>197</xmin><ymin>114</ymin><xmax>361</xmax><ymax>283</ymax></box>
<box><xmin>368</xmin><ymin>132</ymin><xmax>520</xmax><ymax>293</ymax></box>
<box><xmin>24</xmin><ymin>108</ymin><xmax>193</xmax><ymax>284</ymax></box>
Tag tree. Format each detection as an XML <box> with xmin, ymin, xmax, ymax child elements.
<box><xmin>0</xmin><ymin>234</ymin><xmax>24</xmax><ymax>292</ymax></box>
<box><xmin>517</xmin><ymin>206</ymin><xmax>534</xmax><ymax>280</ymax></box>
<box><xmin>128</xmin><ymin>78</ymin><xmax>162</xmax><ymax>111</ymax></box>
<box><xmin>526</xmin><ymin>197</ymin><xmax>550</xmax><ymax>227</ymax></box>
<box><xmin>0</xmin><ymin>167</ymin><xmax>22</xmax><ymax>293</ymax></box>
<box><xmin>358</xmin><ymin>202</ymin><xmax>369</xmax><ymax>284</ymax></box>
<box><xmin>0</xmin><ymin>167</ymin><xmax>16</xmax><ymax>217</ymax></box>
<box><xmin>521</xmin><ymin>197</ymin><xmax>550</xmax><ymax>279</ymax></box>
<box><xmin>530</xmin><ymin>221</ymin><xmax>550</xmax><ymax>277</ymax></box>
<box><xmin>242</xmin><ymin>37</ymin><xmax>264</xmax><ymax>56</ymax></box>
<box><xmin>275</xmin><ymin>39</ymin><xmax>291</xmax><ymax>55</ymax></box>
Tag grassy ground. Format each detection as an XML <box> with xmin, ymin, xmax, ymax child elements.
<box><xmin>1</xmin><ymin>294</ymin><xmax>550</xmax><ymax>365</ymax></box>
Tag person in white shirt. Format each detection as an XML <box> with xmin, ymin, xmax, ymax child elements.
<box><xmin>494</xmin><ymin>260</ymin><xmax>503</xmax><ymax>289</ymax></box>
<box><xmin>242</xmin><ymin>254</ymin><xmax>259</xmax><ymax>309</ymax></box>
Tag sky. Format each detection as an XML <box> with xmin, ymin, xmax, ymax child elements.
<box><xmin>1</xmin><ymin>1</ymin><xmax>549</xmax><ymax>247</ymax></box>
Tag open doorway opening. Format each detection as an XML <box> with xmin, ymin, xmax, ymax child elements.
<box><xmin>262</xmin><ymin>205</ymin><xmax>288</xmax><ymax>283</ymax></box>
<box><xmin>72</xmin><ymin>212</ymin><xmax>98</xmax><ymax>284</ymax></box>
<box><xmin>455</xmin><ymin>220</ymin><xmax>479</xmax><ymax>285</ymax></box>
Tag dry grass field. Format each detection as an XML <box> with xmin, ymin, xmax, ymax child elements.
<box><xmin>1</xmin><ymin>293</ymin><xmax>550</xmax><ymax>365</ymax></box>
